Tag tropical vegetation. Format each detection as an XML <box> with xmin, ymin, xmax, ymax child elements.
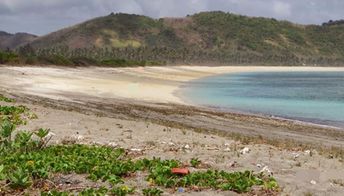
<box><xmin>0</xmin><ymin>95</ymin><xmax>278</xmax><ymax>195</ymax></box>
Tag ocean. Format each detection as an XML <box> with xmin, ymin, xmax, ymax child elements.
<box><xmin>181</xmin><ymin>71</ymin><xmax>344</xmax><ymax>128</ymax></box>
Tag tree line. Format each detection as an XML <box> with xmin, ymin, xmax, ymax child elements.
<box><xmin>0</xmin><ymin>45</ymin><xmax>343</xmax><ymax>66</ymax></box>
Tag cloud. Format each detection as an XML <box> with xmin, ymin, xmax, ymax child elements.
<box><xmin>273</xmin><ymin>1</ymin><xmax>291</xmax><ymax>17</ymax></box>
<box><xmin>0</xmin><ymin>0</ymin><xmax>343</xmax><ymax>35</ymax></box>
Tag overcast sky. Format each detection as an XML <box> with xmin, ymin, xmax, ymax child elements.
<box><xmin>1</xmin><ymin>0</ymin><xmax>343</xmax><ymax>35</ymax></box>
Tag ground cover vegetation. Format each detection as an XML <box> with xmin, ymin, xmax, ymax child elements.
<box><xmin>0</xmin><ymin>95</ymin><xmax>279</xmax><ymax>195</ymax></box>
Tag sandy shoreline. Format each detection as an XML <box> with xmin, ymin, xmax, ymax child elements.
<box><xmin>1</xmin><ymin>64</ymin><xmax>343</xmax><ymax>129</ymax></box>
<box><xmin>1</xmin><ymin>65</ymin><xmax>344</xmax><ymax>105</ymax></box>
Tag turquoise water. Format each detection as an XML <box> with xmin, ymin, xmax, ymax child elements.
<box><xmin>181</xmin><ymin>71</ymin><xmax>344</xmax><ymax>127</ymax></box>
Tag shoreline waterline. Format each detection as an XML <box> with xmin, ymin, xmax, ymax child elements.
<box><xmin>1</xmin><ymin>64</ymin><xmax>344</xmax><ymax>129</ymax></box>
<box><xmin>176</xmin><ymin>69</ymin><xmax>344</xmax><ymax>129</ymax></box>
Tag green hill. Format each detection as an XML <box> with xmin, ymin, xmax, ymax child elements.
<box><xmin>9</xmin><ymin>12</ymin><xmax>344</xmax><ymax>66</ymax></box>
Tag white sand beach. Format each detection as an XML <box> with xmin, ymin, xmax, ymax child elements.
<box><xmin>1</xmin><ymin>65</ymin><xmax>344</xmax><ymax>104</ymax></box>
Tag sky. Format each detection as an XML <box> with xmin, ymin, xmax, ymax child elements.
<box><xmin>0</xmin><ymin>0</ymin><xmax>343</xmax><ymax>35</ymax></box>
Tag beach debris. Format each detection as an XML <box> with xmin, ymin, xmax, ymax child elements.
<box><xmin>42</xmin><ymin>131</ymin><xmax>56</xmax><ymax>144</ymax></box>
<box><xmin>107</xmin><ymin>142</ymin><xmax>118</xmax><ymax>147</ymax></box>
<box><xmin>224</xmin><ymin>147</ymin><xmax>231</xmax><ymax>152</ymax></box>
<box><xmin>171</xmin><ymin>168</ymin><xmax>189</xmax><ymax>175</ymax></box>
<box><xmin>304</xmin><ymin>150</ymin><xmax>310</xmax><ymax>154</ymax></box>
<box><xmin>91</xmin><ymin>141</ymin><xmax>104</xmax><ymax>146</ymax></box>
<box><xmin>130</xmin><ymin>148</ymin><xmax>143</xmax><ymax>152</ymax></box>
<box><xmin>293</xmin><ymin>153</ymin><xmax>300</xmax><ymax>160</ymax></box>
<box><xmin>260</xmin><ymin>166</ymin><xmax>273</xmax><ymax>176</ymax></box>
<box><xmin>168</xmin><ymin>141</ymin><xmax>175</xmax><ymax>146</ymax></box>
<box><xmin>229</xmin><ymin>161</ymin><xmax>238</xmax><ymax>168</ymax></box>
<box><xmin>256</xmin><ymin>163</ymin><xmax>263</xmax><ymax>168</ymax></box>
<box><xmin>206</xmin><ymin>146</ymin><xmax>220</xmax><ymax>151</ymax></box>
<box><xmin>310</xmin><ymin>180</ymin><xmax>317</xmax><ymax>185</ymax></box>
<box><xmin>116</xmin><ymin>123</ymin><xmax>123</xmax><ymax>129</ymax></box>
<box><xmin>177</xmin><ymin>187</ymin><xmax>185</xmax><ymax>193</ymax></box>
<box><xmin>183</xmin><ymin>144</ymin><xmax>192</xmax><ymax>153</ymax></box>
<box><xmin>71</xmin><ymin>134</ymin><xmax>85</xmax><ymax>141</ymax></box>
<box><xmin>128</xmin><ymin>148</ymin><xmax>144</xmax><ymax>155</ymax></box>
<box><xmin>191</xmin><ymin>185</ymin><xmax>200</xmax><ymax>191</ymax></box>
<box><xmin>240</xmin><ymin>147</ymin><xmax>250</xmax><ymax>155</ymax></box>
<box><xmin>204</xmin><ymin>161</ymin><xmax>215</xmax><ymax>166</ymax></box>
<box><xmin>61</xmin><ymin>134</ymin><xmax>85</xmax><ymax>144</ymax></box>
<box><xmin>45</xmin><ymin>131</ymin><xmax>56</xmax><ymax>138</ymax></box>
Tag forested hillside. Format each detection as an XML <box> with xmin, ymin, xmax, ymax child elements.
<box><xmin>2</xmin><ymin>11</ymin><xmax>344</xmax><ymax>66</ymax></box>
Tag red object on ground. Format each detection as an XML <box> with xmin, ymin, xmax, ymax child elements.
<box><xmin>171</xmin><ymin>168</ymin><xmax>189</xmax><ymax>175</ymax></box>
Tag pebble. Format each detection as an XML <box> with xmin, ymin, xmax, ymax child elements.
<box><xmin>240</xmin><ymin>147</ymin><xmax>250</xmax><ymax>154</ymax></box>
<box><xmin>107</xmin><ymin>142</ymin><xmax>118</xmax><ymax>147</ymax></box>
<box><xmin>184</xmin><ymin>144</ymin><xmax>191</xmax><ymax>149</ymax></box>
<box><xmin>304</xmin><ymin>150</ymin><xmax>311</xmax><ymax>155</ymax></box>
<box><xmin>260</xmin><ymin>166</ymin><xmax>273</xmax><ymax>176</ymax></box>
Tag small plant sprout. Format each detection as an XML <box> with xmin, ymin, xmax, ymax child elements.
<box><xmin>190</xmin><ymin>158</ymin><xmax>201</xmax><ymax>168</ymax></box>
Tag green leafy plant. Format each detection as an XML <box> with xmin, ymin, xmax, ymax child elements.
<box><xmin>190</xmin><ymin>158</ymin><xmax>201</xmax><ymax>168</ymax></box>
<box><xmin>142</xmin><ymin>188</ymin><xmax>163</xmax><ymax>196</ymax></box>
<box><xmin>35</xmin><ymin>128</ymin><xmax>50</xmax><ymax>139</ymax></box>
<box><xmin>0</xmin><ymin>94</ymin><xmax>14</xmax><ymax>103</ymax></box>
<box><xmin>79</xmin><ymin>187</ymin><xmax>109</xmax><ymax>196</ymax></box>
<box><xmin>41</xmin><ymin>190</ymin><xmax>69</xmax><ymax>196</ymax></box>
<box><xmin>0</xmin><ymin>101</ymin><xmax>278</xmax><ymax>195</ymax></box>
<box><xmin>112</xmin><ymin>185</ymin><xmax>135</xmax><ymax>196</ymax></box>
<box><xmin>35</xmin><ymin>128</ymin><xmax>51</xmax><ymax>148</ymax></box>
<box><xmin>0</xmin><ymin>165</ymin><xmax>5</xmax><ymax>180</ymax></box>
<box><xmin>8</xmin><ymin>168</ymin><xmax>32</xmax><ymax>189</ymax></box>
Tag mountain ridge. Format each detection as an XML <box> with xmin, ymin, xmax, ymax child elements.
<box><xmin>2</xmin><ymin>11</ymin><xmax>344</xmax><ymax>66</ymax></box>
<box><xmin>0</xmin><ymin>31</ymin><xmax>37</xmax><ymax>50</ymax></box>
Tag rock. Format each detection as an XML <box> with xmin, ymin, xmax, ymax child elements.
<box><xmin>293</xmin><ymin>153</ymin><xmax>300</xmax><ymax>159</ymax></box>
<box><xmin>310</xmin><ymin>180</ymin><xmax>317</xmax><ymax>185</ymax></box>
<box><xmin>240</xmin><ymin>147</ymin><xmax>250</xmax><ymax>155</ymax></box>
<box><xmin>224</xmin><ymin>147</ymin><xmax>231</xmax><ymax>152</ymax></box>
<box><xmin>76</xmin><ymin>135</ymin><xmax>84</xmax><ymax>141</ymax></box>
<box><xmin>70</xmin><ymin>134</ymin><xmax>85</xmax><ymax>141</ymax></box>
<box><xmin>229</xmin><ymin>161</ymin><xmax>237</xmax><ymax>168</ymax></box>
<box><xmin>91</xmin><ymin>141</ymin><xmax>104</xmax><ymax>146</ymax></box>
<box><xmin>107</xmin><ymin>142</ymin><xmax>118</xmax><ymax>147</ymax></box>
<box><xmin>184</xmin><ymin>144</ymin><xmax>191</xmax><ymax>149</ymax></box>
<box><xmin>260</xmin><ymin>166</ymin><xmax>273</xmax><ymax>176</ymax></box>
<box><xmin>304</xmin><ymin>150</ymin><xmax>311</xmax><ymax>155</ymax></box>
<box><xmin>130</xmin><ymin>148</ymin><xmax>143</xmax><ymax>152</ymax></box>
